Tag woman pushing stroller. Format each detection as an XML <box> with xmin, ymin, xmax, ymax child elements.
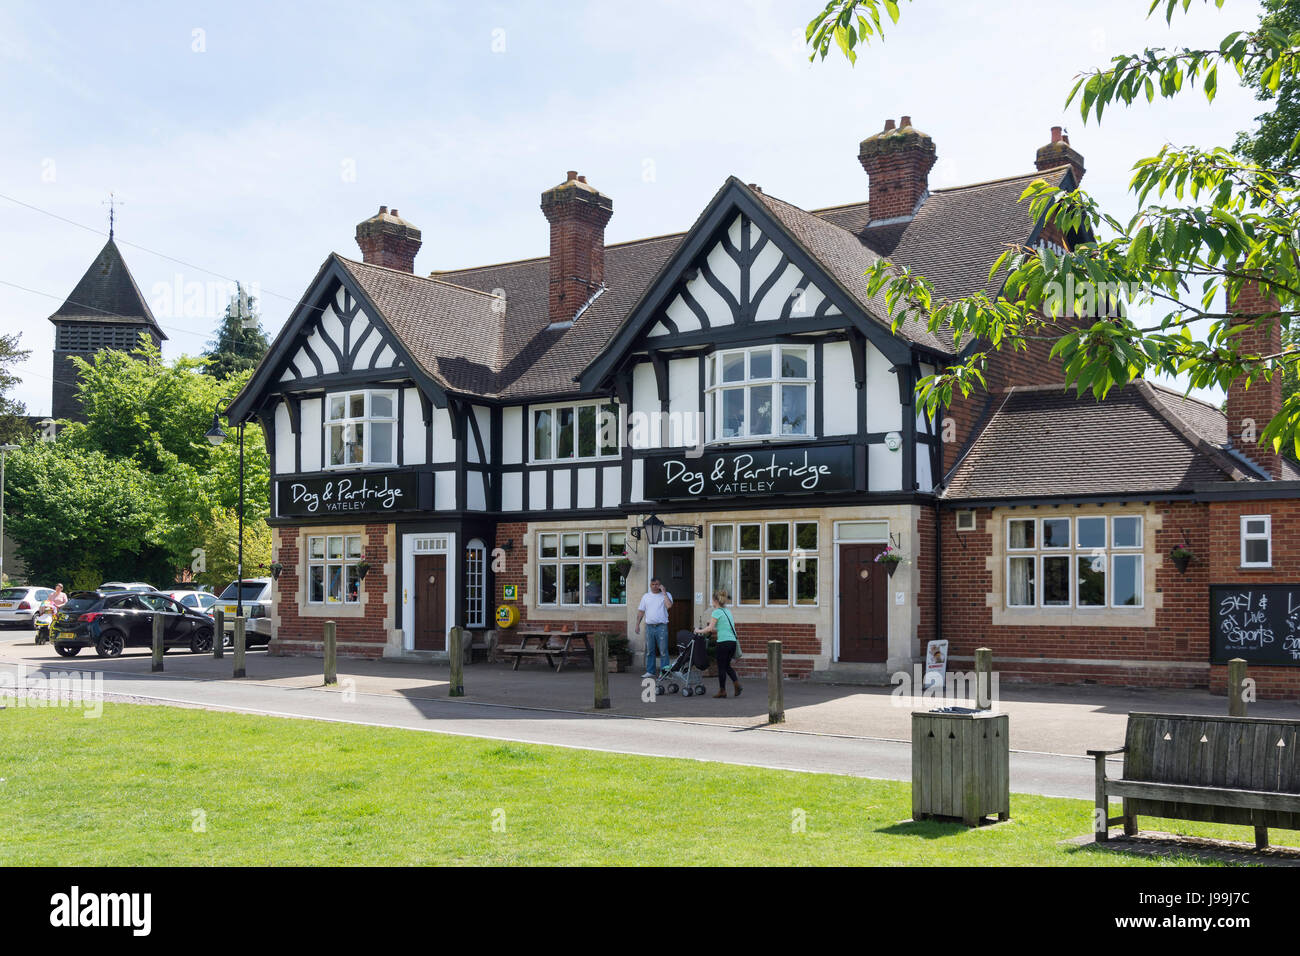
<box><xmin>697</xmin><ymin>590</ymin><xmax>742</xmax><ymax>699</ymax></box>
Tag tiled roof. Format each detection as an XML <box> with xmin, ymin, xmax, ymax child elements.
<box><xmin>333</xmin><ymin>168</ymin><xmax>1073</xmax><ymax>400</ymax></box>
<box><xmin>819</xmin><ymin>167</ymin><xmax>1073</xmax><ymax>301</ymax></box>
<box><xmin>941</xmin><ymin>382</ymin><xmax>1252</xmax><ymax>501</ymax></box>
<box><xmin>48</xmin><ymin>238</ymin><xmax>166</xmax><ymax>338</ymax></box>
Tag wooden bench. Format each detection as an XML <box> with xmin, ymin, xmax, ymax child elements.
<box><xmin>1090</xmin><ymin>712</ymin><xmax>1300</xmax><ymax>849</ymax></box>
<box><xmin>503</xmin><ymin>631</ymin><xmax>593</xmax><ymax>672</ymax></box>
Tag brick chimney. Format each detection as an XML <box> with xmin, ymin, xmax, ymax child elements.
<box><xmin>540</xmin><ymin>171</ymin><xmax>613</xmax><ymax>324</ymax></box>
<box><xmin>1226</xmin><ymin>281</ymin><xmax>1284</xmax><ymax>478</ymax></box>
<box><xmin>858</xmin><ymin>116</ymin><xmax>937</xmax><ymax>223</ymax></box>
<box><xmin>355</xmin><ymin>205</ymin><xmax>422</xmax><ymax>273</ymax></box>
<box><xmin>1035</xmin><ymin>126</ymin><xmax>1086</xmax><ymax>185</ymax></box>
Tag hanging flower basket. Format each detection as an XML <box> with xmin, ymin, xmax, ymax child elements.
<box><xmin>1170</xmin><ymin>546</ymin><xmax>1194</xmax><ymax>574</ymax></box>
<box><xmin>268</xmin><ymin>562</ymin><xmax>283</xmax><ymax>580</ymax></box>
<box><xmin>874</xmin><ymin>545</ymin><xmax>906</xmax><ymax>578</ymax></box>
<box><xmin>353</xmin><ymin>560</ymin><xmax>370</xmax><ymax>580</ymax></box>
<box><xmin>611</xmin><ymin>557</ymin><xmax>633</xmax><ymax>580</ymax></box>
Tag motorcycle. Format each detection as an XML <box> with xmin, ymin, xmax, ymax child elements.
<box><xmin>34</xmin><ymin>599</ymin><xmax>55</xmax><ymax>645</ymax></box>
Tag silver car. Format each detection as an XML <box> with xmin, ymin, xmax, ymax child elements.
<box><xmin>215</xmin><ymin>578</ymin><xmax>274</xmax><ymax>646</ymax></box>
<box><xmin>0</xmin><ymin>586</ymin><xmax>54</xmax><ymax>627</ymax></box>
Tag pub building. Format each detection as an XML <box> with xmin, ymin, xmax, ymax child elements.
<box><xmin>229</xmin><ymin>120</ymin><xmax>1300</xmax><ymax>695</ymax></box>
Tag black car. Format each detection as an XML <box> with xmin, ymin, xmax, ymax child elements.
<box><xmin>50</xmin><ymin>590</ymin><xmax>216</xmax><ymax>658</ymax></box>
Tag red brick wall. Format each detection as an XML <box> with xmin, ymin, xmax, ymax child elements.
<box><xmin>938</xmin><ymin>501</ymin><xmax>1300</xmax><ymax>698</ymax></box>
<box><xmin>731</xmin><ymin>622</ymin><xmax>818</xmax><ymax>679</ymax></box>
<box><xmin>272</xmin><ymin>523</ymin><xmax>392</xmax><ymax>659</ymax></box>
<box><xmin>1226</xmin><ymin>281</ymin><xmax>1283</xmax><ymax>478</ymax></box>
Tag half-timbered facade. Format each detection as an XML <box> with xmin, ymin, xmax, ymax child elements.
<box><xmin>230</xmin><ymin>122</ymin><xmax>1300</xmax><ymax>694</ymax></box>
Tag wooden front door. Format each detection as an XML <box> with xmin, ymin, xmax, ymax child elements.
<box><xmin>838</xmin><ymin>543</ymin><xmax>888</xmax><ymax>662</ymax></box>
<box><xmin>414</xmin><ymin>553</ymin><xmax>446</xmax><ymax>651</ymax></box>
<box><xmin>651</xmin><ymin>547</ymin><xmax>694</xmax><ymax>650</ymax></box>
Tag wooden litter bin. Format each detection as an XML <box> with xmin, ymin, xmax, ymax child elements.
<box><xmin>912</xmin><ymin>708</ymin><xmax>1010</xmax><ymax>826</ymax></box>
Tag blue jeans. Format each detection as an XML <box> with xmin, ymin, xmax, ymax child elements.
<box><xmin>644</xmin><ymin>623</ymin><xmax>669</xmax><ymax>673</ymax></box>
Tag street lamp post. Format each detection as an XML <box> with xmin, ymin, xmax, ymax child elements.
<box><xmin>0</xmin><ymin>443</ymin><xmax>18</xmax><ymax>586</ymax></box>
<box><xmin>205</xmin><ymin>403</ymin><xmax>245</xmax><ymax>618</ymax></box>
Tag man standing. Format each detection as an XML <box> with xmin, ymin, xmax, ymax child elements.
<box><xmin>635</xmin><ymin>577</ymin><xmax>673</xmax><ymax>678</ymax></box>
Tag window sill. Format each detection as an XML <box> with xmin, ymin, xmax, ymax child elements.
<box><xmin>1238</xmin><ymin>565</ymin><xmax>1274</xmax><ymax>571</ymax></box>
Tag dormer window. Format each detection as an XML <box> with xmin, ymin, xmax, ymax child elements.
<box><xmin>706</xmin><ymin>345</ymin><xmax>812</xmax><ymax>442</ymax></box>
<box><xmin>325</xmin><ymin>389</ymin><xmax>397</xmax><ymax>468</ymax></box>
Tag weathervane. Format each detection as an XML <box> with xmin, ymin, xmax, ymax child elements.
<box><xmin>102</xmin><ymin>192</ymin><xmax>123</xmax><ymax>239</ymax></box>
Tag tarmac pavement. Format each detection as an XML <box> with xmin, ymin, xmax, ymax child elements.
<box><xmin>4</xmin><ymin>631</ymin><xmax>1296</xmax><ymax>801</ymax></box>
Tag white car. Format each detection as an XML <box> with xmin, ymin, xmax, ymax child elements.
<box><xmin>99</xmin><ymin>581</ymin><xmax>156</xmax><ymax>593</ymax></box>
<box><xmin>163</xmin><ymin>590</ymin><xmax>220</xmax><ymax>618</ymax></box>
<box><xmin>215</xmin><ymin>578</ymin><xmax>274</xmax><ymax>646</ymax></box>
<box><xmin>0</xmin><ymin>586</ymin><xmax>54</xmax><ymax>627</ymax></box>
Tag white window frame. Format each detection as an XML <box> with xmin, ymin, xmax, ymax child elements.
<box><xmin>464</xmin><ymin>538</ymin><xmax>486</xmax><ymax>628</ymax></box>
<box><xmin>1241</xmin><ymin>514</ymin><xmax>1272</xmax><ymax>568</ymax></box>
<box><xmin>955</xmin><ymin>510</ymin><xmax>976</xmax><ymax>532</ymax></box>
<box><xmin>531</xmin><ymin>400</ymin><xmax>620</xmax><ymax>463</ymax></box>
<box><xmin>705</xmin><ymin>345</ymin><xmax>814</xmax><ymax>443</ymax></box>
<box><xmin>1003</xmin><ymin>515</ymin><xmax>1144</xmax><ymax>611</ymax></box>
<box><xmin>307</xmin><ymin>534</ymin><xmax>363</xmax><ymax>605</ymax></box>
<box><xmin>710</xmin><ymin>520</ymin><xmax>819</xmax><ymax>608</ymax></box>
<box><xmin>324</xmin><ymin>388</ymin><xmax>397</xmax><ymax>469</ymax></box>
<box><xmin>535</xmin><ymin>530</ymin><xmax>628</xmax><ymax>608</ymax></box>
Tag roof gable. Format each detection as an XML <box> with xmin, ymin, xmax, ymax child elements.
<box><xmin>579</xmin><ymin>178</ymin><xmax>927</xmax><ymax>391</ymax></box>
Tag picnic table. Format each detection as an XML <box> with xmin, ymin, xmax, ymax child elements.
<box><xmin>504</xmin><ymin>629</ymin><xmax>594</xmax><ymax>672</ymax></box>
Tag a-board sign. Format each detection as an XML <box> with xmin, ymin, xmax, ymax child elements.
<box><xmin>1209</xmin><ymin>584</ymin><xmax>1300</xmax><ymax>666</ymax></box>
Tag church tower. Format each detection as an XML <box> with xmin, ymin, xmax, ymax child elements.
<box><xmin>47</xmin><ymin>235</ymin><xmax>166</xmax><ymax>421</ymax></box>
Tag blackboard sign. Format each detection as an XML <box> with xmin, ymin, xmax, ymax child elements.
<box><xmin>276</xmin><ymin>470</ymin><xmax>422</xmax><ymax>517</ymax></box>
<box><xmin>643</xmin><ymin>444</ymin><xmax>857</xmax><ymax>501</ymax></box>
<box><xmin>1210</xmin><ymin>585</ymin><xmax>1300</xmax><ymax>666</ymax></box>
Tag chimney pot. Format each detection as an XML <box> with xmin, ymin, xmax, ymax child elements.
<box><xmin>578</xmin><ymin>175</ymin><xmax>587</xmax><ymax>183</ymax></box>
<box><xmin>858</xmin><ymin>117</ymin><xmax>937</xmax><ymax>223</ymax></box>
<box><xmin>356</xmin><ymin>205</ymin><xmax>422</xmax><ymax>272</ymax></box>
<box><xmin>1036</xmin><ymin>127</ymin><xmax>1086</xmax><ymax>184</ymax></box>
<box><xmin>540</xmin><ymin>172</ymin><xmax>613</xmax><ymax>325</ymax></box>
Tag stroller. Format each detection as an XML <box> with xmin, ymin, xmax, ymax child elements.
<box><xmin>655</xmin><ymin>629</ymin><xmax>711</xmax><ymax>697</ymax></box>
<box><xmin>33</xmin><ymin>599</ymin><xmax>55</xmax><ymax>645</ymax></box>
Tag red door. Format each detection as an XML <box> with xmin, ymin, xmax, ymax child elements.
<box><xmin>838</xmin><ymin>543</ymin><xmax>888</xmax><ymax>662</ymax></box>
<box><xmin>414</xmin><ymin>554</ymin><xmax>446</xmax><ymax>651</ymax></box>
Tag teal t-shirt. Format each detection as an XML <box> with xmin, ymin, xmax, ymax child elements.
<box><xmin>712</xmin><ymin>607</ymin><xmax>737</xmax><ymax>643</ymax></box>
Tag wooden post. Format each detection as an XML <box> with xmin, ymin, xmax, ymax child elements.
<box><xmin>448</xmin><ymin>626</ymin><xmax>465</xmax><ymax>698</ymax></box>
<box><xmin>213</xmin><ymin>607</ymin><xmax>224</xmax><ymax>659</ymax></box>
<box><xmin>1228</xmin><ymin>658</ymin><xmax>1248</xmax><ymax>717</ymax></box>
<box><xmin>151</xmin><ymin>613</ymin><xmax>164</xmax><ymax>673</ymax></box>
<box><xmin>975</xmin><ymin>647</ymin><xmax>993</xmax><ymax>710</ymax></box>
<box><xmin>1093</xmin><ymin>754</ymin><xmax>1109</xmax><ymax>842</ymax></box>
<box><xmin>767</xmin><ymin>640</ymin><xmax>784</xmax><ymax>724</ymax></box>
<box><xmin>233</xmin><ymin>615</ymin><xmax>246</xmax><ymax>679</ymax></box>
<box><xmin>593</xmin><ymin>632</ymin><xmax>610</xmax><ymax>709</ymax></box>
<box><xmin>323</xmin><ymin>620</ymin><xmax>337</xmax><ymax>686</ymax></box>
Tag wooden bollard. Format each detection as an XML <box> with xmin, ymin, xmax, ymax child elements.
<box><xmin>213</xmin><ymin>607</ymin><xmax>224</xmax><ymax>659</ymax></box>
<box><xmin>1228</xmin><ymin>658</ymin><xmax>1248</xmax><ymax>717</ymax></box>
<box><xmin>975</xmin><ymin>647</ymin><xmax>993</xmax><ymax>710</ymax></box>
<box><xmin>151</xmin><ymin>613</ymin><xmax>164</xmax><ymax>673</ymax></box>
<box><xmin>323</xmin><ymin>620</ymin><xmax>337</xmax><ymax>686</ymax></box>
<box><xmin>593</xmin><ymin>632</ymin><xmax>610</xmax><ymax>709</ymax></box>
<box><xmin>448</xmin><ymin>626</ymin><xmax>465</xmax><ymax>698</ymax></box>
<box><xmin>233</xmin><ymin>616</ymin><xmax>246</xmax><ymax>679</ymax></box>
<box><xmin>767</xmin><ymin>640</ymin><xmax>784</xmax><ymax>724</ymax></box>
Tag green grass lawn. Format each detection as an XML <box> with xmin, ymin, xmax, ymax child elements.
<box><xmin>0</xmin><ymin>702</ymin><xmax>1289</xmax><ymax>865</ymax></box>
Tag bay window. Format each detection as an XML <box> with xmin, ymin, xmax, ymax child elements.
<box><xmin>706</xmin><ymin>345</ymin><xmax>812</xmax><ymax>442</ymax></box>
<box><xmin>325</xmin><ymin>389</ymin><xmax>396</xmax><ymax>467</ymax></box>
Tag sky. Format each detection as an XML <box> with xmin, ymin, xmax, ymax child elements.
<box><xmin>0</xmin><ymin>0</ymin><xmax>1269</xmax><ymax>416</ymax></box>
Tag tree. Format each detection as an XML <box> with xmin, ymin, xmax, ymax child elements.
<box><xmin>807</xmin><ymin>0</ymin><xmax>1300</xmax><ymax>457</ymax></box>
<box><xmin>1234</xmin><ymin>0</ymin><xmax>1300</xmax><ymax>170</ymax></box>
<box><xmin>203</xmin><ymin>288</ymin><xmax>269</xmax><ymax>381</ymax></box>
<box><xmin>4</xmin><ymin>343</ymin><xmax>270</xmax><ymax>588</ymax></box>
<box><xmin>0</xmin><ymin>331</ymin><xmax>31</xmax><ymax>443</ymax></box>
